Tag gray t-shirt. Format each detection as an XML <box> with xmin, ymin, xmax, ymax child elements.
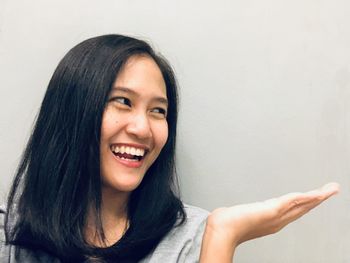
<box><xmin>0</xmin><ymin>204</ymin><xmax>209</xmax><ymax>262</ymax></box>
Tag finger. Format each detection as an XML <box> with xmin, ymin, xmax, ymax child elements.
<box><xmin>292</xmin><ymin>182</ymin><xmax>340</xmax><ymax>208</ymax></box>
<box><xmin>275</xmin><ymin>182</ymin><xmax>340</xmax><ymax>213</ymax></box>
<box><xmin>319</xmin><ymin>182</ymin><xmax>340</xmax><ymax>197</ymax></box>
<box><xmin>261</xmin><ymin>192</ymin><xmax>314</xmax><ymax>217</ymax></box>
<box><xmin>280</xmin><ymin>183</ymin><xmax>339</xmax><ymax>226</ymax></box>
<box><xmin>300</xmin><ymin>182</ymin><xmax>339</xmax><ymax>201</ymax></box>
<box><xmin>280</xmin><ymin>198</ymin><xmax>326</xmax><ymax>227</ymax></box>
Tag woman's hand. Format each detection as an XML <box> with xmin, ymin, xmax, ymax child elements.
<box><xmin>199</xmin><ymin>183</ymin><xmax>340</xmax><ymax>263</ymax></box>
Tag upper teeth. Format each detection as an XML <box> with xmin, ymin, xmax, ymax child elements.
<box><xmin>111</xmin><ymin>145</ymin><xmax>145</xmax><ymax>156</ymax></box>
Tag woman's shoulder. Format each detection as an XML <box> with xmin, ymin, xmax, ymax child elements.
<box><xmin>0</xmin><ymin>204</ymin><xmax>12</xmax><ymax>262</ymax></box>
<box><xmin>1</xmin><ymin>203</ymin><xmax>7</xmax><ymax>243</ymax></box>
<box><xmin>173</xmin><ymin>203</ymin><xmax>209</xmax><ymax>240</ymax></box>
<box><xmin>0</xmin><ymin>204</ymin><xmax>60</xmax><ymax>263</ymax></box>
<box><xmin>140</xmin><ymin>203</ymin><xmax>210</xmax><ymax>263</ymax></box>
<box><xmin>182</xmin><ymin>203</ymin><xmax>210</xmax><ymax>224</ymax></box>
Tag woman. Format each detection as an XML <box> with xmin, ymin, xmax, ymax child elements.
<box><xmin>0</xmin><ymin>34</ymin><xmax>339</xmax><ymax>262</ymax></box>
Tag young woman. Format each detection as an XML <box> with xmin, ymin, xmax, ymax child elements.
<box><xmin>0</xmin><ymin>34</ymin><xmax>339</xmax><ymax>262</ymax></box>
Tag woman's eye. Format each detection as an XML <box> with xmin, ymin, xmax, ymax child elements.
<box><xmin>111</xmin><ymin>97</ymin><xmax>131</xmax><ymax>107</ymax></box>
<box><xmin>152</xmin><ymin>107</ymin><xmax>167</xmax><ymax>117</ymax></box>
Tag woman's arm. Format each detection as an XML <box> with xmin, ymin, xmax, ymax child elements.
<box><xmin>199</xmin><ymin>183</ymin><xmax>340</xmax><ymax>263</ymax></box>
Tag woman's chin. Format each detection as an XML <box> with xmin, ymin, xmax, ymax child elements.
<box><xmin>102</xmin><ymin>177</ymin><xmax>143</xmax><ymax>193</ymax></box>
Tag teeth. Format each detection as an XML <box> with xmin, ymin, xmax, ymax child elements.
<box><xmin>118</xmin><ymin>156</ymin><xmax>138</xmax><ymax>162</ymax></box>
<box><xmin>111</xmin><ymin>145</ymin><xmax>145</xmax><ymax>156</ymax></box>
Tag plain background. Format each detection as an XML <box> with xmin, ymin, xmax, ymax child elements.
<box><xmin>0</xmin><ymin>0</ymin><xmax>349</xmax><ymax>262</ymax></box>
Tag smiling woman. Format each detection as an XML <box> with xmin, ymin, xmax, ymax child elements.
<box><xmin>1</xmin><ymin>35</ymin><xmax>196</xmax><ymax>262</ymax></box>
<box><xmin>100</xmin><ymin>56</ymin><xmax>169</xmax><ymax>194</ymax></box>
<box><xmin>0</xmin><ymin>35</ymin><xmax>339</xmax><ymax>263</ymax></box>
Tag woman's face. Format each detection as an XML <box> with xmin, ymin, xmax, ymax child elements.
<box><xmin>100</xmin><ymin>55</ymin><xmax>168</xmax><ymax>193</ymax></box>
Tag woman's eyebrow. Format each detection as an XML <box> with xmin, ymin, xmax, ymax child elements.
<box><xmin>112</xmin><ymin>86</ymin><xmax>168</xmax><ymax>106</ymax></box>
<box><xmin>112</xmin><ymin>86</ymin><xmax>137</xmax><ymax>95</ymax></box>
<box><xmin>155</xmin><ymin>97</ymin><xmax>168</xmax><ymax>107</ymax></box>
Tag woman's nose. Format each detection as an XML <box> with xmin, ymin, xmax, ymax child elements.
<box><xmin>126</xmin><ymin>112</ymin><xmax>152</xmax><ymax>139</ymax></box>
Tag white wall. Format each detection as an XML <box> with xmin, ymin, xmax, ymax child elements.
<box><xmin>1</xmin><ymin>0</ymin><xmax>349</xmax><ymax>261</ymax></box>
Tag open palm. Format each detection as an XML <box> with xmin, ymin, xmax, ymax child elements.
<box><xmin>200</xmin><ymin>183</ymin><xmax>340</xmax><ymax>262</ymax></box>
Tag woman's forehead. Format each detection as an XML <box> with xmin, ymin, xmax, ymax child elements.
<box><xmin>112</xmin><ymin>55</ymin><xmax>167</xmax><ymax>98</ymax></box>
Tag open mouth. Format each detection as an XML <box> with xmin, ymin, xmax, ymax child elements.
<box><xmin>110</xmin><ymin>145</ymin><xmax>147</xmax><ymax>162</ymax></box>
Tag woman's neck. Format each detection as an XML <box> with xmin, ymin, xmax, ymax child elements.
<box><xmin>101</xmin><ymin>186</ymin><xmax>129</xmax><ymax>219</ymax></box>
<box><xmin>85</xmin><ymin>188</ymin><xmax>130</xmax><ymax>247</ymax></box>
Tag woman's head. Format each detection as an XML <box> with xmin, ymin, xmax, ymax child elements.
<box><xmin>45</xmin><ymin>35</ymin><xmax>179</xmax><ymax>195</ymax></box>
<box><xmin>22</xmin><ymin>34</ymin><xmax>178</xmax><ymax>197</ymax></box>
<box><xmin>100</xmin><ymin>54</ymin><xmax>169</xmax><ymax>193</ymax></box>
<box><xmin>6</xmin><ymin>34</ymin><xmax>184</xmax><ymax>261</ymax></box>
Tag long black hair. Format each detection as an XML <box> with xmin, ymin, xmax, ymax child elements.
<box><xmin>5</xmin><ymin>34</ymin><xmax>185</xmax><ymax>262</ymax></box>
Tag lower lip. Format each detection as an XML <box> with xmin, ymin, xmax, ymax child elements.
<box><xmin>111</xmin><ymin>151</ymin><xmax>144</xmax><ymax>168</ymax></box>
